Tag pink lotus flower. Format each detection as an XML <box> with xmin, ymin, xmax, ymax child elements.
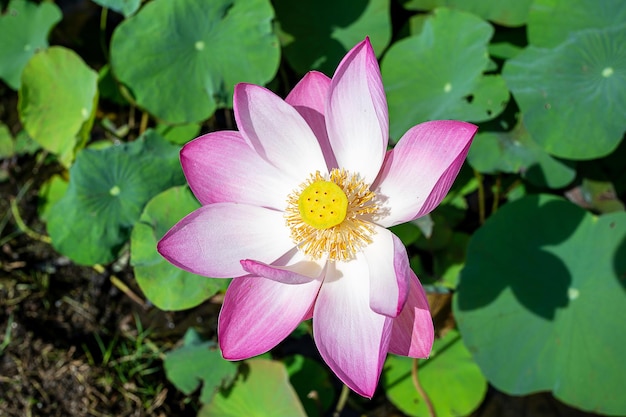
<box><xmin>158</xmin><ymin>38</ymin><xmax>477</xmax><ymax>397</ymax></box>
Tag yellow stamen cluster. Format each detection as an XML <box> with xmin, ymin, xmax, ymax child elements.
<box><xmin>298</xmin><ymin>180</ymin><xmax>348</xmax><ymax>229</ymax></box>
<box><xmin>285</xmin><ymin>169</ymin><xmax>378</xmax><ymax>261</ymax></box>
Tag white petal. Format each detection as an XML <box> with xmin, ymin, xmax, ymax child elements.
<box><xmin>234</xmin><ymin>83</ymin><xmax>327</xmax><ymax>180</ymax></box>
<box><xmin>363</xmin><ymin>226</ymin><xmax>410</xmax><ymax>317</ymax></box>
<box><xmin>219</xmin><ymin>275</ymin><xmax>322</xmax><ymax>359</ymax></box>
<box><xmin>241</xmin><ymin>248</ymin><xmax>325</xmax><ymax>285</ymax></box>
<box><xmin>181</xmin><ymin>131</ymin><xmax>295</xmax><ymax>209</ymax></box>
<box><xmin>313</xmin><ymin>260</ymin><xmax>392</xmax><ymax>398</ymax></box>
<box><xmin>326</xmin><ymin>38</ymin><xmax>388</xmax><ymax>184</ymax></box>
<box><xmin>374</xmin><ymin>120</ymin><xmax>477</xmax><ymax>227</ymax></box>
<box><xmin>158</xmin><ymin>203</ymin><xmax>294</xmax><ymax>278</ymax></box>
<box><xmin>389</xmin><ymin>272</ymin><xmax>434</xmax><ymax>358</ymax></box>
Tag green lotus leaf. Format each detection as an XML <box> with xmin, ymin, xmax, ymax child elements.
<box><xmin>13</xmin><ymin>130</ymin><xmax>40</xmax><ymax>156</ymax></box>
<box><xmin>528</xmin><ymin>0</ymin><xmax>626</xmax><ymax>47</ymax></box>
<box><xmin>164</xmin><ymin>328</ymin><xmax>238</xmax><ymax>404</ymax></box>
<box><xmin>98</xmin><ymin>65</ymin><xmax>127</xmax><ymax>106</ymax></box>
<box><xmin>110</xmin><ymin>0</ymin><xmax>280</xmax><ymax>124</ymax></box>
<box><xmin>503</xmin><ymin>25</ymin><xmax>626</xmax><ymax>160</ymax></box>
<box><xmin>468</xmin><ymin>121</ymin><xmax>576</xmax><ymax>189</ymax></box>
<box><xmin>445</xmin><ymin>75</ymin><xmax>509</xmax><ymax>122</ymax></box>
<box><xmin>155</xmin><ymin>123</ymin><xmax>202</xmax><ymax>145</ymax></box>
<box><xmin>434</xmin><ymin>232</ymin><xmax>470</xmax><ymax>289</ymax></box>
<box><xmin>47</xmin><ymin>130</ymin><xmax>185</xmax><ymax>265</ymax></box>
<box><xmin>454</xmin><ymin>194</ymin><xmax>626</xmax><ymax>415</ymax></box>
<box><xmin>488</xmin><ymin>42</ymin><xmax>523</xmax><ymax>60</ymax></box>
<box><xmin>0</xmin><ymin>124</ymin><xmax>13</xmax><ymax>158</ymax></box>
<box><xmin>131</xmin><ymin>186</ymin><xmax>228</xmax><ymax>311</ymax></box>
<box><xmin>91</xmin><ymin>0</ymin><xmax>141</xmax><ymax>17</ymax></box>
<box><xmin>18</xmin><ymin>46</ymin><xmax>98</xmax><ymax>167</ymax></box>
<box><xmin>382</xmin><ymin>8</ymin><xmax>509</xmax><ymax>140</ymax></box>
<box><xmin>383</xmin><ymin>329</ymin><xmax>487</xmax><ymax>417</ymax></box>
<box><xmin>390</xmin><ymin>223</ymin><xmax>422</xmax><ymax>247</ymax></box>
<box><xmin>0</xmin><ymin>0</ymin><xmax>61</xmax><ymax>89</ymax></box>
<box><xmin>274</xmin><ymin>0</ymin><xmax>390</xmax><ymax>75</ymax></box>
<box><xmin>200</xmin><ymin>359</ymin><xmax>307</xmax><ymax>417</ymax></box>
<box><xmin>38</xmin><ymin>174</ymin><xmax>69</xmax><ymax>222</ymax></box>
<box><xmin>400</xmin><ymin>0</ymin><xmax>532</xmax><ymax>27</ymax></box>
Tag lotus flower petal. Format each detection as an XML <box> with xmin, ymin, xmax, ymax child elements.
<box><xmin>314</xmin><ymin>260</ymin><xmax>392</xmax><ymax>398</ymax></box>
<box><xmin>285</xmin><ymin>71</ymin><xmax>337</xmax><ymax>170</ymax></box>
<box><xmin>374</xmin><ymin>120</ymin><xmax>477</xmax><ymax>227</ymax></box>
<box><xmin>158</xmin><ymin>203</ymin><xmax>293</xmax><ymax>278</ymax></box>
<box><xmin>234</xmin><ymin>83</ymin><xmax>327</xmax><ymax>179</ymax></box>
<box><xmin>241</xmin><ymin>248</ymin><xmax>324</xmax><ymax>285</ymax></box>
<box><xmin>388</xmin><ymin>272</ymin><xmax>434</xmax><ymax>358</ymax></box>
<box><xmin>326</xmin><ymin>38</ymin><xmax>388</xmax><ymax>184</ymax></box>
<box><xmin>181</xmin><ymin>130</ymin><xmax>294</xmax><ymax>209</ymax></box>
<box><xmin>363</xmin><ymin>226</ymin><xmax>410</xmax><ymax>317</ymax></box>
<box><xmin>220</xmin><ymin>275</ymin><xmax>322</xmax><ymax>359</ymax></box>
<box><xmin>159</xmin><ymin>37</ymin><xmax>476</xmax><ymax>399</ymax></box>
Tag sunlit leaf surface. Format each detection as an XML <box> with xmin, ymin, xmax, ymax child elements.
<box><xmin>527</xmin><ymin>0</ymin><xmax>626</xmax><ymax>47</ymax></box>
<box><xmin>200</xmin><ymin>359</ymin><xmax>307</xmax><ymax>417</ymax></box>
<box><xmin>91</xmin><ymin>0</ymin><xmax>141</xmax><ymax>17</ymax></box>
<box><xmin>47</xmin><ymin>130</ymin><xmax>185</xmax><ymax>265</ymax></box>
<box><xmin>0</xmin><ymin>0</ymin><xmax>61</xmax><ymax>89</ymax></box>
<box><xmin>382</xmin><ymin>8</ymin><xmax>509</xmax><ymax>139</ymax></box>
<box><xmin>18</xmin><ymin>47</ymin><xmax>98</xmax><ymax>167</ymax></box>
<box><xmin>383</xmin><ymin>329</ymin><xmax>487</xmax><ymax>417</ymax></box>
<box><xmin>468</xmin><ymin>121</ymin><xmax>576</xmax><ymax>189</ymax></box>
<box><xmin>164</xmin><ymin>329</ymin><xmax>238</xmax><ymax>404</ymax></box>
<box><xmin>503</xmin><ymin>25</ymin><xmax>626</xmax><ymax>160</ymax></box>
<box><xmin>455</xmin><ymin>195</ymin><xmax>626</xmax><ymax>415</ymax></box>
<box><xmin>110</xmin><ymin>0</ymin><xmax>280</xmax><ymax>124</ymax></box>
<box><xmin>401</xmin><ymin>0</ymin><xmax>533</xmax><ymax>27</ymax></box>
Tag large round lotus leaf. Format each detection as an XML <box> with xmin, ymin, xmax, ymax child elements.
<box><xmin>528</xmin><ymin>0</ymin><xmax>626</xmax><ymax>47</ymax></box>
<box><xmin>131</xmin><ymin>186</ymin><xmax>228</xmax><ymax>311</ymax></box>
<box><xmin>383</xmin><ymin>329</ymin><xmax>487</xmax><ymax>417</ymax></box>
<box><xmin>382</xmin><ymin>8</ymin><xmax>509</xmax><ymax>140</ymax></box>
<box><xmin>454</xmin><ymin>194</ymin><xmax>626</xmax><ymax>415</ymax></box>
<box><xmin>274</xmin><ymin>0</ymin><xmax>390</xmax><ymax>75</ymax></box>
<box><xmin>468</xmin><ymin>121</ymin><xmax>576</xmax><ymax>189</ymax></box>
<box><xmin>0</xmin><ymin>0</ymin><xmax>61</xmax><ymax>90</ymax></box>
<box><xmin>110</xmin><ymin>0</ymin><xmax>280</xmax><ymax>124</ymax></box>
<box><xmin>503</xmin><ymin>26</ymin><xmax>626</xmax><ymax>160</ymax></box>
<box><xmin>91</xmin><ymin>0</ymin><xmax>141</xmax><ymax>17</ymax></box>
<box><xmin>401</xmin><ymin>0</ymin><xmax>532</xmax><ymax>27</ymax></box>
<box><xmin>18</xmin><ymin>46</ymin><xmax>98</xmax><ymax>167</ymax></box>
<box><xmin>47</xmin><ymin>130</ymin><xmax>185</xmax><ymax>265</ymax></box>
<box><xmin>200</xmin><ymin>359</ymin><xmax>307</xmax><ymax>417</ymax></box>
<box><xmin>164</xmin><ymin>328</ymin><xmax>238</xmax><ymax>404</ymax></box>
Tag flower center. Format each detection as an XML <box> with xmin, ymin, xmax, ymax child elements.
<box><xmin>285</xmin><ymin>169</ymin><xmax>378</xmax><ymax>261</ymax></box>
<box><xmin>298</xmin><ymin>181</ymin><xmax>348</xmax><ymax>229</ymax></box>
